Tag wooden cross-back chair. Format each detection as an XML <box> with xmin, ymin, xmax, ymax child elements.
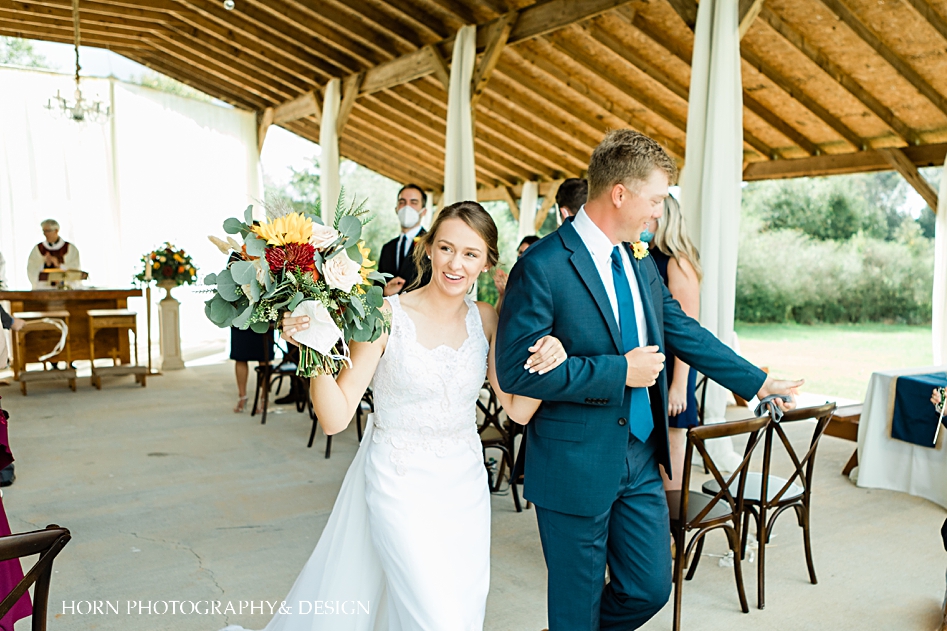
<box><xmin>667</xmin><ymin>415</ymin><xmax>770</xmax><ymax>631</ymax></box>
<box><xmin>0</xmin><ymin>525</ymin><xmax>71</xmax><ymax>631</ymax></box>
<box><xmin>700</xmin><ymin>402</ymin><xmax>837</xmax><ymax>609</ymax></box>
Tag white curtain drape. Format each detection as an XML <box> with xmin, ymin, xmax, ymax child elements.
<box><xmin>934</xmin><ymin>162</ymin><xmax>947</xmax><ymax>364</ymax></box>
<box><xmin>443</xmin><ymin>25</ymin><xmax>477</xmax><ymax>207</ymax></box>
<box><xmin>0</xmin><ymin>66</ymin><xmax>262</xmax><ymax>351</ymax></box>
<box><xmin>679</xmin><ymin>0</ymin><xmax>744</xmax><ymax>470</ymax></box>
<box><xmin>320</xmin><ymin>78</ymin><xmax>341</xmax><ymax>226</ymax></box>
<box><xmin>517</xmin><ymin>181</ymin><xmax>539</xmax><ymax>243</ymax></box>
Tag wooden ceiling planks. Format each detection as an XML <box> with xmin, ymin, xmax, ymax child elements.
<box><xmin>3</xmin><ymin>0</ymin><xmax>947</xmax><ymax>190</ymax></box>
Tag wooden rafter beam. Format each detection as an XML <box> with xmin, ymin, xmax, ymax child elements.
<box><xmin>758</xmin><ymin>6</ymin><xmax>922</xmax><ymax>147</ymax></box>
<box><xmin>879</xmin><ymin>148</ymin><xmax>939</xmax><ymax>211</ymax></box>
<box><xmin>267</xmin><ymin>0</ymin><xmax>634</xmax><ymax>124</ymax></box>
<box><xmin>817</xmin><ymin>0</ymin><xmax>947</xmax><ymax>118</ymax></box>
<box><xmin>665</xmin><ymin>0</ymin><xmax>697</xmax><ymax>30</ymax></box>
<box><xmin>471</xmin><ymin>11</ymin><xmax>517</xmax><ymax>109</ymax></box>
<box><xmin>424</xmin><ymin>44</ymin><xmax>451</xmax><ymax>91</ymax></box>
<box><xmin>742</xmin><ymin>142</ymin><xmax>947</xmax><ymax>181</ymax></box>
<box><xmin>741</xmin><ymin>47</ymin><xmax>865</xmax><ymax>150</ymax></box>
<box><xmin>901</xmin><ymin>0</ymin><xmax>947</xmax><ymax>44</ymax></box>
<box><xmin>611</xmin><ymin>9</ymin><xmax>819</xmax><ymax>156</ymax></box>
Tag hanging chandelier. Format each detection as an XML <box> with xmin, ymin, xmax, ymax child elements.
<box><xmin>45</xmin><ymin>0</ymin><xmax>110</xmax><ymax>123</ymax></box>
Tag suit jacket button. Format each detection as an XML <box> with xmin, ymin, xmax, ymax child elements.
<box><xmin>618</xmin><ymin>417</ymin><xmax>627</xmax><ymax>426</ymax></box>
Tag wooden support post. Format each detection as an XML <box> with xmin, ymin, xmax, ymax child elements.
<box><xmin>879</xmin><ymin>148</ymin><xmax>939</xmax><ymax>211</ymax></box>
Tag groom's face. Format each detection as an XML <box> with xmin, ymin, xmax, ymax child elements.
<box><xmin>617</xmin><ymin>169</ymin><xmax>669</xmax><ymax>242</ymax></box>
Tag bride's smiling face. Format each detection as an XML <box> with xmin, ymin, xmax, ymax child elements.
<box><xmin>426</xmin><ymin>218</ymin><xmax>490</xmax><ymax>297</ymax></box>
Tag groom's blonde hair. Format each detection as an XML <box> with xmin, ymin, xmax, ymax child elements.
<box><xmin>587</xmin><ymin>130</ymin><xmax>678</xmax><ymax>201</ymax></box>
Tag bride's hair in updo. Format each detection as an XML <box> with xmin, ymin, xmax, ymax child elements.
<box><xmin>409</xmin><ymin>201</ymin><xmax>500</xmax><ymax>291</ymax></box>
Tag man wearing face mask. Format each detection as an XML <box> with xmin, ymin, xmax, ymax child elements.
<box><xmin>378</xmin><ymin>184</ymin><xmax>432</xmax><ymax>296</ymax></box>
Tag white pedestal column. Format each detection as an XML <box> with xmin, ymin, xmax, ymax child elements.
<box><xmin>158</xmin><ymin>282</ymin><xmax>185</xmax><ymax>371</ymax></box>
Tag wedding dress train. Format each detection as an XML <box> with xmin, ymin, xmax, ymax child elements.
<box><xmin>222</xmin><ymin>295</ymin><xmax>491</xmax><ymax>631</ymax></box>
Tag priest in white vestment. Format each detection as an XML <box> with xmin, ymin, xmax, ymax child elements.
<box><xmin>26</xmin><ymin>219</ymin><xmax>82</xmax><ymax>289</ymax></box>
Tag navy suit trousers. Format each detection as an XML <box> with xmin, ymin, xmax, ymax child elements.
<box><xmin>535</xmin><ymin>433</ymin><xmax>672</xmax><ymax>631</ymax></box>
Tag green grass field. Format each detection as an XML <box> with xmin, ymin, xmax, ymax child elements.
<box><xmin>734</xmin><ymin>323</ymin><xmax>933</xmax><ymax>402</ymax></box>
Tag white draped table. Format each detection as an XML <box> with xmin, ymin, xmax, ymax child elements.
<box><xmin>857</xmin><ymin>365</ymin><xmax>947</xmax><ymax>509</ymax></box>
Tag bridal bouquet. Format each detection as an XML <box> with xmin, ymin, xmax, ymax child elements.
<box><xmin>204</xmin><ymin>198</ymin><xmax>390</xmax><ymax>377</ymax></box>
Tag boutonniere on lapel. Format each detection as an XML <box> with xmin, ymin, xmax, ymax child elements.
<box><xmin>413</xmin><ymin>236</ymin><xmax>422</xmax><ymax>244</ymax></box>
<box><xmin>631</xmin><ymin>241</ymin><xmax>649</xmax><ymax>260</ymax></box>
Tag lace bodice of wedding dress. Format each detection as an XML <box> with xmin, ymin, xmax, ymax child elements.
<box><xmin>370</xmin><ymin>294</ymin><xmax>488</xmax><ymax>474</ymax></box>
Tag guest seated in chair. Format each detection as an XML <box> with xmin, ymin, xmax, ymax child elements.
<box><xmin>27</xmin><ymin>219</ymin><xmax>82</xmax><ymax>289</ymax></box>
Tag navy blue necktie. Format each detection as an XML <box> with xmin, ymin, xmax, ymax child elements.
<box><xmin>611</xmin><ymin>246</ymin><xmax>652</xmax><ymax>443</ymax></box>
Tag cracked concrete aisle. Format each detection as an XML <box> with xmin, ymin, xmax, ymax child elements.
<box><xmin>2</xmin><ymin>361</ymin><xmax>945</xmax><ymax>630</ymax></box>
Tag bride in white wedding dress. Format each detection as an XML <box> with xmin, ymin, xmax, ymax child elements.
<box><xmin>222</xmin><ymin>201</ymin><xmax>566</xmax><ymax>631</ymax></box>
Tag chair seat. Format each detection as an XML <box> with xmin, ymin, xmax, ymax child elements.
<box><xmin>701</xmin><ymin>472</ymin><xmax>804</xmax><ymax>504</ymax></box>
<box><xmin>666</xmin><ymin>490</ymin><xmax>733</xmax><ymax>525</ymax></box>
<box><xmin>480</xmin><ymin>425</ymin><xmax>506</xmax><ymax>442</ymax></box>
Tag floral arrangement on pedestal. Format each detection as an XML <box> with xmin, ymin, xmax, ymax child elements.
<box><xmin>203</xmin><ymin>197</ymin><xmax>390</xmax><ymax>377</ymax></box>
<box><xmin>136</xmin><ymin>243</ymin><xmax>198</xmax><ymax>286</ymax></box>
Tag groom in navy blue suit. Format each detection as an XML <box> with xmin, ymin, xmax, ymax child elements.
<box><xmin>496</xmin><ymin>130</ymin><xmax>798</xmax><ymax>630</ymax></box>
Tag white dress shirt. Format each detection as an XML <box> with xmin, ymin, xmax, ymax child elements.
<box><xmin>397</xmin><ymin>224</ymin><xmax>424</xmax><ymax>267</ymax></box>
<box><xmin>571</xmin><ymin>208</ymin><xmax>649</xmax><ymax>348</ymax></box>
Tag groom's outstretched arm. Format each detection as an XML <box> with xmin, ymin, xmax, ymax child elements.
<box><xmin>652</xmin><ymin>261</ymin><xmax>766</xmax><ymax>400</ymax></box>
<box><xmin>495</xmin><ymin>253</ymin><xmax>626</xmax><ymax>405</ymax></box>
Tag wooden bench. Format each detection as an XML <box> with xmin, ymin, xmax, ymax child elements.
<box><xmin>825</xmin><ymin>403</ymin><xmax>862</xmax><ymax>475</ymax></box>
<box><xmin>11</xmin><ymin>311</ymin><xmax>77</xmax><ymax>395</ymax></box>
<box><xmin>88</xmin><ymin>309</ymin><xmax>147</xmax><ymax>389</ymax></box>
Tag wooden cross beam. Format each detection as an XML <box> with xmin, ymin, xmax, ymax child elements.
<box><xmin>534</xmin><ymin>181</ymin><xmax>564</xmax><ymax>231</ymax></box>
<box><xmin>471</xmin><ymin>12</ymin><xmax>517</xmax><ymax>109</ymax></box>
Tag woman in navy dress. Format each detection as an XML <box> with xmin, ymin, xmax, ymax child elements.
<box><xmin>649</xmin><ymin>195</ymin><xmax>702</xmax><ymax>491</ymax></box>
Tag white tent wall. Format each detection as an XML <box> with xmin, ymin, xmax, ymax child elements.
<box><xmin>0</xmin><ymin>66</ymin><xmax>263</xmax><ymax>357</ymax></box>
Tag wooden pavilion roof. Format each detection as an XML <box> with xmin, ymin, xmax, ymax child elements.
<box><xmin>3</xmin><ymin>0</ymin><xmax>947</xmax><ymax>209</ymax></box>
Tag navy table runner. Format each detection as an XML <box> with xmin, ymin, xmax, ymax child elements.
<box><xmin>891</xmin><ymin>372</ymin><xmax>947</xmax><ymax>447</ymax></box>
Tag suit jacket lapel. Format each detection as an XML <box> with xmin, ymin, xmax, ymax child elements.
<box><xmin>559</xmin><ymin>223</ymin><xmax>623</xmax><ymax>353</ymax></box>
<box><xmin>625</xmin><ymin>243</ymin><xmax>663</xmax><ymax>352</ymax></box>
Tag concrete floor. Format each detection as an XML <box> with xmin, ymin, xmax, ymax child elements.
<box><xmin>2</xmin><ymin>361</ymin><xmax>945</xmax><ymax>631</ymax></box>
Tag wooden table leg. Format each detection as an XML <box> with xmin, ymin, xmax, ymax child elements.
<box><xmin>842</xmin><ymin>449</ymin><xmax>858</xmax><ymax>476</ymax></box>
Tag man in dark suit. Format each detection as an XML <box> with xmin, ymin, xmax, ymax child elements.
<box><xmin>496</xmin><ymin>129</ymin><xmax>801</xmax><ymax>631</ymax></box>
<box><xmin>378</xmin><ymin>184</ymin><xmax>432</xmax><ymax>295</ymax></box>
<box><xmin>555</xmin><ymin>177</ymin><xmax>587</xmax><ymax>223</ymax></box>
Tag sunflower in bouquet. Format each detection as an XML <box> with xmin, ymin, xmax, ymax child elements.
<box><xmin>204</xmin><ymin>196</ymin><xmax>390</xmax><ymax>377</ymax></box>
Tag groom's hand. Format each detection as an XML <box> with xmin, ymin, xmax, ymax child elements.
<box><xmin>625</xmin><ymin>346</ymin><xmax>664</xmax><ymax>388</ymax></box>
<box><xmin>757</xmin><ymin>376</ymin><xmax>805</xmax><ymax>411</ymax></box>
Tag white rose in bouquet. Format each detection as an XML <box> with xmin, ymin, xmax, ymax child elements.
<box><xmin>310</xmin><ymin>224</ymin><xmax>341</xmax><ymax>250</ymax></box>
<box><xmin>323</xmin><ymin>251</ymin><xmax>362</xmax><ymax>293</ymax></box>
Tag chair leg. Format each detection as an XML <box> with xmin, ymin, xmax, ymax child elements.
<box><xmin>684</xmin><ymin>534</ymin><xmax>705</xmax><ymax>581</ymax></box>
<box><xmin>356</xmin><ymin>412</ymin><xmax>363</xmax><ymax>442</ymax></box>
<box><xmin>757</xmin><ymin>513</ymin><xmax>767</xmax><ymax>610</ymax></box>
<box><xmin>795</xmin><ymin>504</ymin><xmax>818</xmax><ymax>585</ymax></box>
<box><xmin>324</xmin><ymin>434</ymin><xmax>332</xmax><ymax>459</ymax></box>
<box><xmin>672</xmin><ymin>531</ymin><xmax>686</xmax><ymax>631</ymax></box>
<box><xmin>511</xmin><ymin>477</ymin><xmax>522</xmax><ymax>513</ymax></box>
<box><xmin>250</xmin><ymin>368</ymin><xmax>263</xmax><ymax>417</ymax></box>
<box><xmin>726</xmin><ymin>526</ymin><xmax>750</xmax><ymax>614</ymax></box>
<box><xmin>260</xmin><ymin>369</ymin><xmax>271</xmax><ymax>425</ymax></box>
